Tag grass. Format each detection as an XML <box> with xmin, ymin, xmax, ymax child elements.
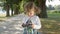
<box><xmin>39</xmin><ymin>13</ymin><xmax>60</xmax><ymax>34</ymax></box>
<box><xmin>0</xmin><ymin>14</ymin><xmax>6</xmax><ymax>20</ymax></box>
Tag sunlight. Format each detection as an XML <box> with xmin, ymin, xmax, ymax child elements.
<box><xmin>46</xmin><ymin>0</ymin><xmax>60</xmax><ymax>6</ymax></box>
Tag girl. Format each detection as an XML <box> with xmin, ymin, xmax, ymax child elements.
<box><xmin>22</xmin><ymin>2</ymin><xmax>41</xmax><ymax>34</ymax></box>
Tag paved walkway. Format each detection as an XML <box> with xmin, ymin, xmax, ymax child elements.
<box><xmin>0</xmin><ymin>14</ymin><xmax>24</xmax><ymax>34</ymax></box>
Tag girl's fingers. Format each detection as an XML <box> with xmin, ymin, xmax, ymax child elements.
<box><xmin>32</xmin><ymin>24</ymin><xmax>35</xmax><ymax>28</ymax></box>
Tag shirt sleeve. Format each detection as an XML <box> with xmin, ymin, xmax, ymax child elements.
<box><xmin>33</xmin><ymin>16</ymin><xmax>41</xmax><ymax>29</ymax></box>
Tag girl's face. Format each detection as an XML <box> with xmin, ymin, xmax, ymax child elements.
<box><xmin>27</xmin><ymin>8</ymin><xmax>35</xmax><ymax>17</ymax></box>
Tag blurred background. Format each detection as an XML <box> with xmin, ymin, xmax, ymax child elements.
<box><xmin>0</xmin><ymin>0</ymin><xmax>60</xmax><ymax>34</ymax></box>
<box><xmin>0</xmin><ymin>0</ymin><xmax>60</xmax><ymax>17</ymax></box>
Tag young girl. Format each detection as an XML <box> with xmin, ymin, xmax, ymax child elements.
<box><xmin>22</xmin><ymin>2</ymin><xmax>41</xmax><ymax>34</ymax></box>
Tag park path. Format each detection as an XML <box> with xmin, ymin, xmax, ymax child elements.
<box><xmin>0</xmin><ymin>14</ymin><xmax>24</xmax><ymax>34</ymax></box>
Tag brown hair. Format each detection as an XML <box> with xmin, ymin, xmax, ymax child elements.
<box><xmin>24</xmin><ymin>2</ymin><xmax>40</xmax><ymax>14</ymax></box>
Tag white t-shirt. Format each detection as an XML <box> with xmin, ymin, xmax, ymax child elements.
<box><xmin>21</xmin><ymin>14</ymin><xmax>41</xmax><ymax>29</ymax></box>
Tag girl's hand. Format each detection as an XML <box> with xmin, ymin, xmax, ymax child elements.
<box><xmin>22</xmin><ymin>23</ymin><xmax>26</xmax><ymax>27</ymax></box>
<box><xmin>32</xmin><ymin>24</ymin><xmax>35</xmax><ymax>28</ymax></box>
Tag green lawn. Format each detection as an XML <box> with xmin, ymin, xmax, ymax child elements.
<box><xmin>40</xmin><ymin>13</ymin><xmax>60</xmax><ymax>34</ymax></box>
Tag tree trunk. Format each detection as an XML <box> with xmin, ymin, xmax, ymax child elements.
<box><xmin>11</xmin><ymin>5</ymin><xmax>14</xmax><ymax>16</ymax></box>
<box><xmin>6</xmin><ymin>4</ymin><xmax>10</xmax><ymax>17</ymax></box>
<box><xmin>14</xmin><ymin>6</ymin><xmax>19</xmax><ymax>15</ymax></box>
<box><xmin>37</xmin><ymin>0</ymin><xmax>48</xmax><ymax>18</ymax></box>
<box><xmin>11</xmin><ymin>8</ymin><xmax>13</xmax><ymax>16</ymax></box>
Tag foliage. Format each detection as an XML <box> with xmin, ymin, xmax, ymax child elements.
<box><xmin>19</xmin><ymin>0</ymin><xmax>25</xmax><ymax>13</ymax></box>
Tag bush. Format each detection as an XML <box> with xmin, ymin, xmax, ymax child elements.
<box><xmin>53</xmin><ymin>11</ymin><xmax>57</xmax><ymax>13</ymax></box>
<box><xmin>47</xmin><ymin>10</ymin><xmax>60</xmax><ymax>13</ymax></box>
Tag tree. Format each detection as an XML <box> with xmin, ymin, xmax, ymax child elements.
<box><xmin>3</xmin><ymin>0</ymin><xmax>11</xmax><ymax>17</ymax></box>
<box><xmin>2</xmin><ymin>0</ymin><xmax>22</xmax><ymax>16</ymax></box>
<box><xmin>37</xmin><ymin>0</ymin><xmax>48</xmax><ymax>18</ymax></box>
<box><xmin>0</xmin><ymin>0</ymin><xmax>10</xmax><ymax>17</ymax></box>
<box><xmin>9</xmin><ymin>0</ymin><xmax>14</xmax><ymax>16</ymax></box>
<box><xmin>5</xmin><ymin>0</ymin><xmax>10</xmax><ymax>17</ymax></box>
<box><xmin>12</xmin><ymin>0</ymin><xmax>22</xmax><ymax>15</ymax></box>
<box><xmin>6</xmin><ymin>0</ymin><xmax>21</xmax><ymax>15</ymax></box>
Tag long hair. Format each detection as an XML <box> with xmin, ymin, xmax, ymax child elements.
<box><xmin>24</xmin><ymin>2</ymin><xmax>40</xmax><ymax>14</ymax></box>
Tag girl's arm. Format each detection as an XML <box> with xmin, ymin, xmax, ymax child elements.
<box><xmin>33</xmin><ymin>16</ymin><xmax>41</xmax><ymax>29</ymax></box>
